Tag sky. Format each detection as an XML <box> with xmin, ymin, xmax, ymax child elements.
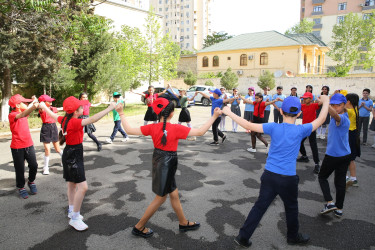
<box><xmin>210</xmin><ymin>0</ymin><xmax>301</xmax><ymax>36</ymax></box>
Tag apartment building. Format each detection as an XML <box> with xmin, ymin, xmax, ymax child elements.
<box><xmin>300</xmin><ymin>0</ymin><xmax>375</xmax><ymax>72</ymax></box>
<box><xmin>149</xmin><ymin>0</ymin><xmax>213</xmax><ymax>51</ymax></box>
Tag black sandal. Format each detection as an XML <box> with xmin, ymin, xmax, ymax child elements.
<box><xmin>132</xmin><ymin>226</ymin><xmax>154</xmax><ymax>238</ymax></box>
<box><xmin>179</xmin><ymin>220</ymin><xmax>200</xmax><ymax>232</ymax></box>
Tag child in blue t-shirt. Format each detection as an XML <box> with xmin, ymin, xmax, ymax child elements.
<box><xmin>318</xmin><ymin>93</ymin><xmax>351</xmax><ymax>218</ymax></box>
<box><xmin>197</xmin><ymin>89</ymin><xmax>235</xmax><ymax>145</ymax></box>
<box><xmin>223</xmin><ymin>95</ymin><xmax>330</xmax><ymax>247</ymax></box>
<box><xmin>272</xmin><ymin>86</ymin><xmax>286</xmax><ymax>123</ymax></box>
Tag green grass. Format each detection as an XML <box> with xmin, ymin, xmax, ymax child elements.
<box><xmin>0</xmin><ymin>103</ymin><xmax>147</xmax><ymax>133</ymax></box>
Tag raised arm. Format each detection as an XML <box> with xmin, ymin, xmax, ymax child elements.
<box><xmin>188</xmin><ymin>108</ymin><xmax>222</xmax><ymax>136</ymax></box>
<box><xmin>38</xmin><ymin>102</ymin><xmax>58</xmax><ymax>121</ymax></box>
<box><xmin>130</xmin><ymin>89</ymin><xmax>146</xmax><ymax>97</ymax></box>
<box><xmin>16</xmin><ymin>102</ymin><xmax>39</xmax><ymax>119</ymax></box>
<box><xmin>116</xmin><ymin>103</ymin><xmax>143</xmax><ymax>135</ymax></box>
<box><xmin>265</xmin><ymin>99</ymin><xmax>278</xmax><ymax>106</ymax></box>
<box><xmin>157</xmin><ymin>86</ymin><xmax>168</xmax><ymax>96</ymax></box>
<box><xmin>196</xmin><ymin>91</ymin><xmax>210</xmax><ymax>99</ymax></box>
<box><xmin>187</xmin><ymin>93</ymin><xmax>197</xmax><ymax>101</ymax></box>
<box><xmin>240</xmin><ymin>95</ymin><xmax>253</xmax><ymax>104</ymax></box>
<box><xmin>90</xmin><ymin>102</ymin><xmax>102</xmax><ymax>107</ymax></box>
<box><xmin>81</xmin><ymin>103</ymin><xmax>116</xmax><ymax>126</ymax></box>
<box><xmin>328</xmin><ymin>106</ymin><xmax>341</xmax><ymax>124</ymax></box>
<box><xmin>223</xmin><ymin>97</ymin><xmax>236</xmax><ymax>104</ymax></box>
<box><xmin>311</xmin><ymin>95</ymin><xmax>329</xmax><ymax>131</ymax></box>
<box><xmin>168</xmin><ymin>85</ymin><xmax>179</xmax><ymax>98</ymax></box>
<box><xmin>222</xmin><ymin>106</ymin><xmax>263</xmax><ymax>133</ymax></box>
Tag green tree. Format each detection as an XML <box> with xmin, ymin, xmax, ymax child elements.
<box><xmin>220</xmin><ymin>68</ymin><xmax>238</xmax><ymax>90</ymax></box>
<box><xmin>361</xmin><ymin>12</ymin><xmax>375</xmax><ymax>70</ymax></box>
<box><xmin>205</xmin><ymin>80</ymin><xmax>214</xmax><ymax>86</ymax></box>
<box><xmin>203</xmin><ymin>32</ymin><xmax>233</xmax><ymax>48</ymax></box>
<box><xmin>144</xmin><ymin>8</ymin><xmax>180</xmax><ymax>85</ymax></box>
<box><xmin>285</xmin><ymin>19</ymin><xmax>314</xmax><ymax>35</ymax></box>
<box><xmin>257</xmin><ymin>70</ymin><xmax>275</xmax><ymax>90</ymax></box>
<box><xmin>184</xmin><ymin>71</ymin><xmax>197</xmax><ymax>86</ymax></box>
<box><xmin>329</xmin><ymin>13</ymin><xmax>363</xmax><ymax>76</ymax></box>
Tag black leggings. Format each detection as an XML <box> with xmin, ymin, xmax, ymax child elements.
<box><xmin>11</xmin><ymin>146</ymin><xmax>38</xmax><ymax>188</ymax></box>
<box><xmin>212</xmin><ymin>117</ymin><xmax>224</xmax><ymax>142</ymax></box>
<box><xmin>87</xmin><ymin>132</ymin><xmax>100</xmax><ymax>146</ymax></box>
<box><xmin>251</xmin><ymin>117</ymin><xmax>268</xmax><ymax>149</ymax></box>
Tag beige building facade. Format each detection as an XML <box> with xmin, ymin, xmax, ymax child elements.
<box><xmin>197</xmin><ymin>31</ymin><xmax>329</xmax><ymax>77</ymax></box>
<box><xmin>149</xmin><ymin>0</ymin><xmax>213</xmax><ymax>50</ymax></box>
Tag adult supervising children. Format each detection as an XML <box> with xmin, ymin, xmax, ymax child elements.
<box><xmin>196</xmin><ymin>89</ymin><xmax>235</xmax><ymax>145</ymax></box>
<box><xmin>223</xmin><ymin>95</ymin><xmax>330</xmax><ymax>247</ymax></box>
<box><xmin>272</xmin><ymin>86</ymin><xmax>286</xmax><ymax>123</ymax></box>
<box><xmin>358</xmin><ymin>88</ymin><xmax>373</xmax><ymax>145</ymax></box>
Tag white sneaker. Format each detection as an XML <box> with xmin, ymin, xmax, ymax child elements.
<box><xmin>105</xmin><ymin>138</ymin><xmax>113</xmax><ymax>144</ymax></box>
<box><xmin>247</xmin><ymin>147</ymin><xmax>257</xmax><ymax>153</ymax></box>
<box><xmin>68</xmin><ymin>212</ymin><xmax>84</xmax><ymax>220</ymax></box>
<box><xmin>372</xmin><ymin>143</ymin><xmax>375</xmax><ymax>148</ymax></box>
<box><xmin>121</xmin><ymin>137</ymin><xmax>129</xmax><ymax>142</ymax></box>
<box><xmin>69</xmin><ymin>218</ymin><xmax>88</xmax><ymax>231</ymax></box>
<box><xmin>43</xmin><ymin>168</ymin><xmax>49</xmax><ymax>175</ymax></box>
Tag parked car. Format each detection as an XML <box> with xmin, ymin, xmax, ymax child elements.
<box><xmin>141</xmin><ymin>87</ymin><xmax>182</xmax><ymax>108</ymax></box>
<box><xmin>186</xmin><ymin>85</ymin><xmax>213</xmax><ymax>106</ymax></box>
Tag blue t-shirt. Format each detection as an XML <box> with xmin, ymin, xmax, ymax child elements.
<box><xmin>210</xmin><ymin>96</ymin><xmax>223</xmax><ymax>116</ymax></box>
<box><xmin>272</xmin><ymin>94</ymin><xmax>286</xmax><ymax>108</ymax></box>
<box><xmin>263</xmin><ymin>94</ymin><xmax>272</xmax><ymax>111</ymax></box>
<box><xmin>263</xmin><ymin>122</ymin><xmax>313</xmax><ymax>176</ymax></box>
<box><xmin>244</xmin><ymin>95</ymin><xmax>254</xmax><ymax>112</ymax></box>
<box><xmin>326</xmin><ymin>113</ymin><xmax>351</xmax><ymax>157</ymax></box>
<box><xmin>358</xmin><ymin>98</ymin><xmax>373</xmax><ymax>117</ymax></box>
<box><xmin>230</xmin><ymin>95</ymin><xmax>240</xmax><ymax>105</ymax></box>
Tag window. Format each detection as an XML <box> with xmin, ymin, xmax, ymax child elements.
<box><xmin>188</xmin><ymin>86</ymin><xmax>196</xmax><ymax>91</ymax></box>
<box><xmin>227</xmin><ymin>57</ymin><xmax>231</xmax><ymax>60</ymax></box>
<box><xmin>186</xmin><ymin>12</ymin><xmax>189</xmax><ymax>17</ymax></box>
<box><xmin>186</xmin><ymin>28</ymin><xmax>190</xmax><ymax>31</ymax></box>
<box><xmin>186</xmin><ymin>43</ymin><xmax>190</xmax><ymax>48</ymax></box>
<box><xmin>181</xmin><ymin>21</ymin><xmax>184</xmax><ymax>25</ymax></box>
<box><xmin>213</xmin><ymin>56</ymin><xmax>219</xmax><ymax>67</ymax></box>
<box><xmin>363</xmin><ymin>13</ymin><xmax>373</xmax><ymax>20</ymax></box>
<box><xmin>186</xmin><ymin>4</ymin><xmax>189</xmax><ymax>8</ymax></box>
<box><xmin>196</xmin><ymin>87</ymin><xmax>206</xmax><ymax>91</ymax></box>
<box><xmin>313</xmin><ymin>18</ymin><xmax>321</xmax><ymax>24</ymax></box>
<box><xmin>159</xmin><ymin>8</ymin><xmax>162</xmax><ymax>12</ymax></box>
<box><xmin>240</xmin><ymin>54</ymin><xmax>247</xmax><ymax>66</ymax></box>
<box><xmin>313</xmin><ymin>5</ymin><xmax>322</xmax><ymax>12</ymax></box>
<box><xmin>312</xmin><ymin>30</ymin><xmax>321</xmax><ymax>37</ymax></box>
<box><xmin>187</xmin><ymin>20</ymin><xmax>190</xmax><ymax>24</ymax></box>
<box><xmin>159</xmin><ymin>0</ymin><xmax>162</xmax><ymax>3</ymax></box>
<box><xmin>202</xmin><ymin>56</ymin><xmax>209</xmax><ymax>67</ymax></box>
<box><xmin>260</xmin><ymin>53</ymin><xmax>268</xmax><ymax>65</ymax></box>
<box><xmin>181</xmin><ymin>28</ymin><xmax>184</xmax><ymax>32</ymax></box>
<box><xmin>365</xmin><ymin>0</ymin><xmax>375</xmax><ymax>6</ymax></box>
<box><xmin>338</xmin><ymin>2</ymin><xmax>346</xmax><ymax>10</ymax></box>
<box><xmin>186</xmin><ymin>35</ymin><xmax>189</xmax><ymax>39</ymax></box>
<box><xmin>166</xmin><ymin>7</ymin><xmax>168</xmax><ymax>11</ymax></box>
<box><xmin>337</xmin><ymin>16</ymin><xmax>345</xmax><ymax>24</ymax></box>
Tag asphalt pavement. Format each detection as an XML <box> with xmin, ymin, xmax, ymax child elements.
<box><xmin>0</xmin><ymin>105</ymin><xmax>374</xmax><ymax>250</ymax></box>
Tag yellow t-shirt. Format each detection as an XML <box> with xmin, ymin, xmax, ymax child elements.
<box><xmin>347</xmin><ymin>108</ymin><xmax>357</xmax><ymax>131</ymax></box>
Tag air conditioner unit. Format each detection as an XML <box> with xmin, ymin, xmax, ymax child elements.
<box><xmin>248</xmin><ymin>55</ymin><xmax>254</xmax><ymax>60</ymax></box>
<box><xmin>237</xmin><ymin>70</ymin><xmax>243</xmax><ymax>75</ymax></box>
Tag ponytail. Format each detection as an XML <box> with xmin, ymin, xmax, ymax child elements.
<box><xmin>59</xmin><ymin>113</ymin><xmax>74</xmax><ymax>145</ymax></box>
<box><xmin>158</xmin><ymin>102</ymin><xmax>175</xmax><ymax>146</ymax></box>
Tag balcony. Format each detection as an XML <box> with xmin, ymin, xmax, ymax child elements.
<box><xmin>313</xmin><ymin>23</ymin><xmax>323</xmax><ymax>29</ymax></box>
<box><xmin>362</xmin><ymin>5</ymin><xmax>375</xmax><ymax>10</ymax></box>
<box><xmin>311</xmin><ymin>11</ymin><xmax>323</xmax><ymax>15</ymax></box>
<box><xmin>312</xmin><ymin>0</ymin><xmax>325</xmax><ymax>4</ymax></box>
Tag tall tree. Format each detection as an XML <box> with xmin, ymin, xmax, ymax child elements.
<box><xmin>203</xmin><ymin>32</ymin><xmax>233</xmax><ymax>48</ymax></box>
<box><xmin>257</xmin><ymin>70</ymin><xmax>275</xmax><ymax>90</ymax></box>
<box><xmin>361</xmin><ymin>12</ymin><xmax>375</xmax><ymax>70</ymax></box>
<box><xmin>220</xmin><ymin>68</ymin><xmax>238</xmax><ymax>90</ymax></box>
<box><xmin>285</xmin><ymin>19</ymin><xmax>314</xmax><ymax>35</ymax></box>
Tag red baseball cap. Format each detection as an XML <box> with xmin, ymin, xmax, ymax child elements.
<box><xmin>38</xmin><ymin>94</ymin><xmax>55</xmax><ymax>102</ymax></box>
<box><xmin>8</xmin><ymin>94</ymin><xmax>33</xmax><ymax>108</ymax></box>
<box><xmin>63</xmin><ymin>96</ymin><xmax>89</xmax><ymax>114</ymax></box>
<box><xmin>152</xmin><ymin>97</ymin><xmax>170</xmax><ymax>115</ymax></box>
<box><xmin>301</xmin><ymin>92</ymin><xmax>313</xmax><ymax>99</ymax></box>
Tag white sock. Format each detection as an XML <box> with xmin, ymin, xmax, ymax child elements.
<box><xmin>350</xmin><ymin>176</ymin><xmax>357</xmax><ymax>181</ymax></box>
<box><xmin>68</xmin><ymin>205</ymin><xmax>74</xmax><ymax>213</ymax></box>
<box><xmin>317</xmin><ymin>126</ymin><xmax>322</xmax><ymax>135</ymax></box>
<box><xmin>44</xmin><ymin>156</ymin><xmax>49</xmax><ymax>169</ymax></box>
<box><xmin>187</xmin><ymin>123</ymin><xmax>192</xmax><ymax>128</ymax></box>
<box><xmin>144</xmin><ymin>121</ymin><xmax>148</xmax><ymax>126</ymax></box>
<box><xmin>72</xmin><ymin>211</ymin><xmax>80</xmax><ymax>220</ymax></box>
<box><xmin>234</xmin><ymin>123</ymin><xmax>238</xmax><ymax>131</ymax></box>
<box><xmin>232</xmin><ymin>120</ymin><xmax>236</xmax><ymax>131</ymax></box>
<box><xmin>328</xmin><ymin>202</ymin><xmax>335</xmax><ymax>206</ymax></box>
<box><xmin>59</xmin><ymin>151</ymin><xmax>63</xmax><ymax>157</ymax></box>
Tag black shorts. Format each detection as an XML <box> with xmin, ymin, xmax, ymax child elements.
<box><xmin>178</xmin><ymin>107</ymin><xmax>191</xmax><ymax>122</ymax></box>
<box><xmin>349</xmin><ymin>130</ymin><xmax>361</xmax><ymax>161</ymax></box>
<box><xmin>40</xmin><ymin>123</ymin><xmax>59</xmax><ymax>143</ymax></box>
<box><xmin>144</xmin><ymin>106</ymin><xmax>158</xmax><ymax>121</ymax></box>
<box><xmin>62</xmin><ymin>144</ymin><xmax>86</xmax><ymax>183</ymax></box>
<box><xmin>152</xmin><ymin>148</ymin><xmax>177</xmax><ymax>196</ymax></box>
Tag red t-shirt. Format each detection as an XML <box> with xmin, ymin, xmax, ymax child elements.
<box><xmin>301</xmin><ymin>103</ymin><xmax>320</xmax><ymax>124</ymax></box>
<box><xmin>253</xmin><ymin>101</ymin><xmax>266</xmax><ymax>118</ymax></box>
<box><xmin>141</xmin><ymin>123</ymin><xmax>191</xmax><ymax>151</ymax></box>
<box><xmin>57</xmin><ymin>116</ymin><xmax>84</xmax><ymax>145</ymax></box>
<box><xmin>145</xmin><ymin>94</ymin><xmax>159</xmax><ymax>107</ymax></box>
<box><xmin>82</xmin><ymin>103</ymin><xmax>91</xmax><ymax>116</ymax></box>
<box><xmin>39</xmin><ymin>107</ymin><xmax>58</xmax><ymax>124</ymax></box>
<box><xmin>9</xmin><ymin>111</ymin><xmax>33</xmax><ymax>149</ymax></box>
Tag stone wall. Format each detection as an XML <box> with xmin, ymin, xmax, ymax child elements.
<box><xmin>177</xmin><ymin>55</ymin><xmax>197</xmax><ymax>75</ymax></box>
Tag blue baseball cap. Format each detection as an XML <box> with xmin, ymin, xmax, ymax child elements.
<box><xmin>281</xmin><ymin>96</ymin><xmax>301</xmax><ymax>114</ymax></box>
<box><xmin>330</xmin><ymin>93</ymin><xmax>347</xmax><ymax>104</ymax></box>
<box><xmin>210</xmin><ymin>88</ymin><xmax>222</xmax><ymax>96</ymax></box>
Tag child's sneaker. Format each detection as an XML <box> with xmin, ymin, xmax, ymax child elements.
<box><xmin>68</xmin><ymin>211</ymin><xmax>84</xmax><ymax>220</ymax></box>
<box><xmin>105</xmin><ymin>138</ymin><xmax>113</xmax><ymax>144</ymax></box>
<box><xmin>313</xmin><ymin>164</ymin><xmax>320</xmax><ymax>174</ymax></box>
<box><xmin>222</xmin><ymin>135</ymin><xmax>227</xmax><ymax>143</ymax></box>
<box><xmin>346</xmin><ymin>179</ymin><xmax>358</xmax><ymax>188</ymax></box>
<box><xmin>371</xmin><ymin>143</ymin><xmax>375</xmax><ymax>148</ymax></box>
<box><xmin>334</xmin><ymin>210</ymin><xmax>343</xmax><ymax>218</ymax></box>
<box><xmin>27</xmin><ymin>182</ymin><xmax>37</xmax><ymax>195</ymax></box>
<box><xmin>297</xmin><ymin>156</ymin><xmax>309</xmax><ymax>162</ymax></box>
<box><xmin>321</xmin><ymin>135</ymin><xmax>326</xmax><ymax>140</ymax></box>
<box><xmin>43</xmin><ymin>168</ymin><xmax>49</xmax><ymax>175</ymax></box>
<box><xmin>69</xmin><ymin>218</ymin><xmax>88</xmax><ymax>231</ymax></box>
<box><xmin>320</xmin><ymin>203</ymin><xmax>337</xmax><ymax>214</ymax></box>
<box><xmin>247</xmin><ymin>147</ymin><xmax>256</xmax><ymax>153</ymax></box>
<box><xmin>209</xmin><ymin>141</ymin><xmax>219</xmax><ymax>146</ymax></box>
<box><xmin>19</xmin><ymin>188</ymin><xmax>29</xmax><ymax>199</ymax></box>
<box><xmin>121</xmin><ymin>137</ymin><xmax>129</xmax><ymax>142</ymax></box>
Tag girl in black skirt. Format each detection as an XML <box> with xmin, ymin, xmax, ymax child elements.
<box><xmin>229</xmin><ymin>88</ymin><xmax>242</xmax><ymax>132</ymax></box>
<box><xmin>115</xmin><ymin>98</ymin><xmax>222</xmax><ymax>238</ymax></box>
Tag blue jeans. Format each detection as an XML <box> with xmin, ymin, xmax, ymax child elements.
<box><xmin>110</xmin><ymin>120</ymin><xmax>127</xmax><ymax>141</ymax></box>
<box><xmin>239</xmin><ymin>170</ymin><xmax>299</xmax><ymax>240</ymax></box>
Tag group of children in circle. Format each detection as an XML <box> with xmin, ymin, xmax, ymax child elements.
<box><xmin>7</xmin><ymin>83</ymin><xmax>374</xmax><ymax>247</ymax></box>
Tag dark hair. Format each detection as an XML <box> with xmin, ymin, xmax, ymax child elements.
<box><xmin>346</xmin><ymin>93</ymin><xmax>360</xmax><ymax>145</ymax></box>
<box><xmin>158</xmin><ymin>101</ymin><xmax>175</xmax><ymax>146</ymax></box>
<box><xmin>79</xmin><ymin>92</ymin><xmax>88</xmax><ymax>100</ymax></box>
<box><xmin>255</xmin><ymin>92</ymin><xmax>263</xmax><ymax>100</ymax></box>
<box><xmin>283</xmin><ymin>107</ymin><xmax>299</xmax><ymax>117</ymax></box>
<box><xmin>321</xmin><ymin>86</ymin><xmax>330</xmax><ymax>95</ymax></box>
<box><xmin>59</xmin><ymin>113</ymin><xmax>74</xmax><ymax>145</ymax></box>
<box><xmin>277</xmin><ymin>86</ymin><xmax>283</xmax><ymax>90</ymax></box>
<box><xmin>363</xmin><ymin>88</ymin><xmax>370</xmax><ymax>94</ymax></box>
<box><xmin>148</xmin><ymin>85</ymin><xmax>154</xmax><ymax>90</ymax></box>
<box><xmin>306</xmin><ymin>84</ymin><xmax>313</xmax><ymax>92</ymax></box>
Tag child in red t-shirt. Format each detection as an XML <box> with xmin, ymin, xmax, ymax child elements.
<box><xmin>39</xmin><ymin>97</ymin><xmax>116</xmax><ymax>232</ymax></box>
<box><xmin>8</xmin><ymin>94</ymin><xmax>39</xmax><ymax>199</ymax></box>
<box><xmin>240</xmin><ymin>93</ymin><xmax>279</xmax><ymax>153</ymax></box>
<box><xmin>38</xmin><ymin>94</ymin><xmax>62</xmax><ymax>175</ymax></box>
<box><xmin>115</xmin><ymin>98</ymin><xmax>222</xmax><ymax>238</ymax></box>
<box><xmin>131</xmin><ymin>85</ymin><xmax>168</xmax><ymax>125</ymax></box>
<box><xmin>297</xmin><ymin>92</ymin><xmax>322</xmax><ymax>173</ymax></box>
